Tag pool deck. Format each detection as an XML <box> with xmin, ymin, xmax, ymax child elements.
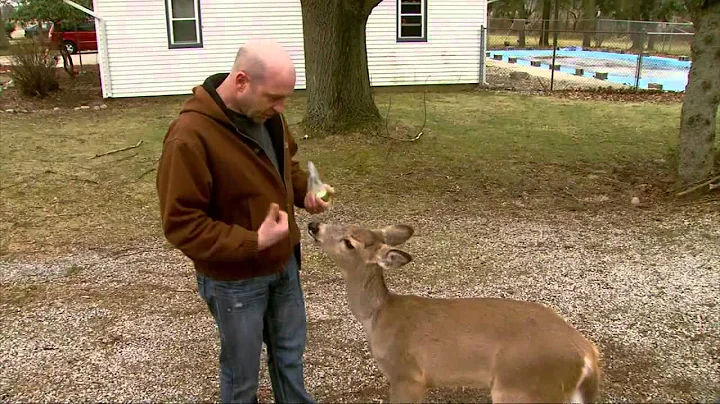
<box><xmin>486</xmin><ymin>58</ymin><xmax>629</xmax><ymax>89</ymax></box>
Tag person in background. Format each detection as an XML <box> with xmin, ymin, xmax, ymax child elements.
<box><xmin>156</xmin><ymin>38</ymin><xmax>331</xmax><ymax>403</ymax></box>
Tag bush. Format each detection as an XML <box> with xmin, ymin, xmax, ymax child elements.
<box><xmin>4</xmin><ymin>21</ymin><xmax>15</xmax><ymax>39</ymax></box>
<box><xmin>7</xmin><ymin>40</ymin><xmax>60</xmax><ymax>97</ymax></box>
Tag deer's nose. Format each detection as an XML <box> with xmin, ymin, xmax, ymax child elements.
<box><xmin>308</xmin><ymin>221</ymin><xmax>320</xmax><ymax>235</ymax></box>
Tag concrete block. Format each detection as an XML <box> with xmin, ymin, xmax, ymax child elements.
<box><xmin>549</xmin><ymin>64</ymin><xmax>561</xmax><ymax>70</ymax></box>
<box><xmin>648</xmin><ymin>83</ymin><xmax>663</xmax><ymax>90</ymax></box>
<box><xmin>595</xmin><ymin>72</ymin><xmax>609</xmax><ymax>80</ymax></box>
<box><xmin>493</xmin><ymin>54</ymin><xmax>503</xmax><ymax>61</ymax></box>
<box><xmin>575</xmin><ymin>68</ymin><xmax>584</xmax><ymax>76</ymax></box>
<box><xmin>530</xmin><ymin>60</ymin><xmax>541</xmax><ymax>67</ymax></box>
<box><xmin>508</xmin><ymin>57</ymin><xmax>518</xmax><ymax>63</ymax></box>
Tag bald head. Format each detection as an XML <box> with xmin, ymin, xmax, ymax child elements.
<box><xmin>231</xmin><ymin>39</ymin><xmax>296</xmax><ymax>84</ymax></box>
<box><xmin>217</xmin><ymin>38</ymin><xmax>297</xmax><ymax>123</ymax></box>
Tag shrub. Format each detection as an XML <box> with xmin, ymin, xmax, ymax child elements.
<box><xmin>7</xmin><ymin>40</ymin><xmax>60</xmax><ymax>97</ymax></box>
<box><xmin>4</xmin><ymin>21</ymin><xmax>15</xmax><ymax>39</ymax></box>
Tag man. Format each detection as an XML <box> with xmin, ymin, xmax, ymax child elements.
<box><xmin>156</xmin><ymin>39</ymin><xmax>330</xmax><ymax>403</ymax></box>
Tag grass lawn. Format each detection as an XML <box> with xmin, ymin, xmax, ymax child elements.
<box><xmin>1</xmin><ymin>85</ymin><xmax>719</xmax><ymax>403</ymax></box>
<box><xmin>1</xmin><ymin>89</ymin><xmax>717</xmax><ymax>256</ymax></box>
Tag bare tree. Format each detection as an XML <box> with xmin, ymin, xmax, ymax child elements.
<box><xmin>581</xmin><ymin>0</ymin><xmax>596</xmax><ymax>47</ymax></box>
<box><xmin>300</xmin><ymin>0</ymin><xmax>384</xmax><ymax>134</ymax></box>
<box><xmin>539</xmin><ymin>0</ymin><xmax>552</xmax><ymax>46</ymax></box>
<box><xmin>0</xmin><ymin>1</ymin><xmax>12</xmax><ymax>50</ymax></box>
<box><xmin>678</xmin><ymin>0</ymin><xmax>719</xmax><ymax>186</ymax></box>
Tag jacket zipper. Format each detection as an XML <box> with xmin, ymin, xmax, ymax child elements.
<box><xmin>233</xmin><ymin>127</ymin><xmax>291</xmax><ymax>207</ymax></box>
<box><xmin>233</xmin><ymin>123</ymin><xmax>296</xmax><ymax>252</ymax></box>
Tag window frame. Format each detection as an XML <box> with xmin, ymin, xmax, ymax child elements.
<box><xmin>164</xmin><ymin>0</ymin><xmax>203</xmax><ymax>49</ymax></box>
<box><xmin>396</xmin><ymin>0</ymin><xmax>428</xmax><ymax>43</ymax></box>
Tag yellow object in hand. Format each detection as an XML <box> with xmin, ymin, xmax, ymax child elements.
<box><xmin>307</xmin><ymin>161</ymin><xmax>334</xmax><ymax>203</ymax></box>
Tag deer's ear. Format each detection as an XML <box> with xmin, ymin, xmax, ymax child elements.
<box><xmin>377</xmin><ymin>247</ymin><xmax>412</xmax><ymax>270</ymax></box>
<box><xmin>378</xmin><ymin>225</ymin><xmax>414</xmax><ymax>246</ymax></box>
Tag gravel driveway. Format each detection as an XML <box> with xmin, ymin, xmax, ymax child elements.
<box><xmin>1</xmin><ymin>205</ymin><xmax>718</xmax><ymax>402</ymax></box>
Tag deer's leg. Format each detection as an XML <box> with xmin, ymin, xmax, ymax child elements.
<box><xmin>491</xmin><ymin>389</ymin><xmax>537</xmax><ymax>403</ymax></box>
<box><xmin>388</xmin><ymin>379</ymin><xmax>427</xmax><ymax>403</ymax></box>
<box><xmin>490</xmin><ymin>383</ymin><xmax>568</xmax><ymax>403</ymax></box>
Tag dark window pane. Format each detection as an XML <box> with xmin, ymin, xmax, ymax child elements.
<box><xmin>79</xmin><ymin>21</ymin><xmax>95</xmax><ymax>31</ymax></box>
<box><xmin>173</xmin><ymin>20</ymin><xmax>197</xmax><ymax>43</ymax></box>
<box><xmin>400</xmin><ymin>15</ymin><xmax>423</xmax><ymax>38</ymax></box>
<box><xmin>401</xmin><ymin>3</ymin><xmax>421</xmax><ymax>14</ymax></box>
<box><xmin>171</xmin><ymin>0</ymin><xmax>195</xmax><ymax>19</ymax></box>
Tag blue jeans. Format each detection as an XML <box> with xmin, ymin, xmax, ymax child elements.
<box><xmin>196</xmin><ymin>254</ymin><xmax>315</xmax><ymax>404</ymax></box>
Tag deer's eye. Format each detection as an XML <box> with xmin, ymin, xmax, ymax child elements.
<box><xmin>343</xmin><ymin>239</ymin><xmax>354</xmax><ymax>250</ymax></box>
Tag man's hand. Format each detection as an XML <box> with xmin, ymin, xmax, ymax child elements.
<box><xmin>257</xmin><ymin>203</ymin><xmax>289</xmax><ymax>251</ymax></box>
<box><xmin>305</xmin><ymin>184</ymin><xmax>334</xmax><ymax>214</ymax></box>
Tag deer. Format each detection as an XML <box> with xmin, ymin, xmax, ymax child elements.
<box><xmin>307</xmin><ymin>220</ymin><xmax>601</xmax><ymax>403</ymax></box>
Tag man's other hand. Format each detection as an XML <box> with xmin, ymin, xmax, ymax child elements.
<box><xmin>257</xmin><ymin>203</ymin><xmax>289</xmax><ymax>250</ymax></box>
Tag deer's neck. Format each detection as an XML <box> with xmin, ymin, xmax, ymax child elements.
<box><xmin>345</xmin><ymin>264</ymin><xmax>390</xmax><ymax>333</ymax></box>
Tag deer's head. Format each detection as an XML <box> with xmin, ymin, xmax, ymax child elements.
<box><xmin>308</xmin><ymin>220</ymin><xmax>414</xmax><ymax>274</ymax></box>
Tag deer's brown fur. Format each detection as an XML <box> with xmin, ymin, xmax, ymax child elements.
<box><xmin>308</xmin><ymin>220</ymin><xmax>600</xmax><ymax>403</ymax></box>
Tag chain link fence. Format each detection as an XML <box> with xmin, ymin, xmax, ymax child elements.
<box><xmin>483</xmin><ymin>18</ymin><xmax>694</xmax><ymax>92</ymax></box>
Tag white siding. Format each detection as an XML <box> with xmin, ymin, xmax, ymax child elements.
<box><xmin>366</xmin><ymin>0</ymin><xmax>486</xmax><ymax>86</ymax></box>
<box><xmin>95</xmin><ymin>0</ymin><xmax>485</xmax><ymax>98</ymax></box>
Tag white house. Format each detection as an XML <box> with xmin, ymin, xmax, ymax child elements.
<box><xmin>81</xmin><ymin>0</ymin><xmax>488</xmax><ymax>98</ymax></box>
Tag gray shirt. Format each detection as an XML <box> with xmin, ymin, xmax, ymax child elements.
<box><xmin>247</xmin><ymin>122</ymin><xmax>280</xmax><ymax>175</ymax></box>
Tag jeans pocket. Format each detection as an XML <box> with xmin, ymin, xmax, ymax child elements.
<box><xmin>213</xmin><ymin>279</ymin><xmax>268</xmax><ymax>314</ymax></box>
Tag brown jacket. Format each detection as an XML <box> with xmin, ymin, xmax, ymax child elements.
<box><xmin>156</xmin><ymin>74</ymin><xmax>309</xmax><ymax>281</ymax></box>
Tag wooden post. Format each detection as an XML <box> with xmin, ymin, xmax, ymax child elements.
<box><xmin>550</xmin><ymin>0</ymin><xmax>559</xmax><ymax>91</ymax></box>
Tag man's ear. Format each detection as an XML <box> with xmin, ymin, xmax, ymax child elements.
<box><xmin>377</xmin><ymin>247</ymin><xmax>412</xmax><ymax>270</ymax></box>
<box><xmin>234</xmin><ymin>71</ymin><xmax>249</xmax><ymax>91</ymax></box>
<box><xmin>377</xmin><ymin>225</ymin><xmax>414</xmax><ymax>246</ymax></box>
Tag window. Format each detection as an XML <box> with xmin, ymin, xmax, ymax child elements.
<box><xmin>165</xmin><ymin>0</ymin><xmax>203</xmax><ymax>48</ymax></box>
<box><xmin>397</xmin><ymin>0</ymin><xmax>427</xmax><ymax>42</ymax></box>
<box><xmin>55</xmin><ymin>20</ymin><xmax>95</xmax><ymax>32</ymax></box>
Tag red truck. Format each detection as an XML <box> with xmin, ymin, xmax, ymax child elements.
<box><xmin>49</xmin><ymin>19</ymin><xmax>97</xmax><ymax>54</ymax></box>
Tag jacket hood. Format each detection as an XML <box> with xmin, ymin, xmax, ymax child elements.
<box><xmin>179</xmin><ymin>73</ymin><xmax>236</xmax><ymax>129</ymax></box>
<box><xmin>180</xmin><ymin>73</ymin><xmax>280</xmax><ymax>140</ymax></box>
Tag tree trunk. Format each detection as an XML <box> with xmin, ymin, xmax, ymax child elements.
<box><xmin>34</xmin><ymin>20</ymin><xmax>47</xmax><ymax>46</ymax></box>
<box><xmin>0</xmin><ymin>9</ymin><xmax>11</xmax><ymax>50</ymax></box>
<box><xmin>516</xmin><ymin>18</ymin><xmax>526</xmax><ymax>47</ymax></box>
<box><xmin>539</xmin><ymin>0</ymin><xmax>551</xmax><ymax>46</ymax></box>
<box><xmin>581</xmin><ymin>0</ymin><xmax>595</xmax><ymax>48</ymax></box>
<box><xmin>629</xmin><ymin>21</ymin><xmax>645</xmax><ymax>51</ymax></box>
<box><xmin>678</xmin><ymin>0</ymin><xmax>720</xmax><ymax>185</ymax></box>
<box><xmin>300</xmin><ymin>0</ymin><xmax>383</xmax><ymax>134</ymax></box>
<box><xmin>646</xmin><ymin>22</ymin><xmax>658</xmax><ymax>50</ymax></box>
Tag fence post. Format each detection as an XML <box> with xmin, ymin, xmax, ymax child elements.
<box><xmin>479</xmin><ymin>25</ymin><xmax>487</xmax><ymax>85</ymax></box>
<box><xmin>634</xmin><ymin>31</ymin><xmax>646</xmax><ymax>89</ymax></box>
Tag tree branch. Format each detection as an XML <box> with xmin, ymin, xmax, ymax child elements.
<box><xmin>376</xmin><ymin>76</ymin><xmax>428</xmax><ymax>145</ymax></box>
<box><xmin>676</xmin><ymin>175</ymin><xmax>720</xmax><ymax>197</ymax></box>
<box><xmin>362</xmin><ymin>0</ymin><xmax>383</xmax><ymax>15</ymax></box>
<box><xmin>89</xmin><ymin>140</ymin><xmax>143</xmax><ymax>160</ymax></box>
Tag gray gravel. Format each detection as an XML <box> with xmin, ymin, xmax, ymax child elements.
<box><xmin>1</xmin><ymin>206</ymin><xmax>718</xmax><ymax>402</ymax></box>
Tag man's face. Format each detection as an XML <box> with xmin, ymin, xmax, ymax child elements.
<box><xmin>237</xmin><ymin>69</ymin><xmax>295</xmax><ymax>124</ymax></box>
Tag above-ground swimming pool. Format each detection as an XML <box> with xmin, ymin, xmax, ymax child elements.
<box><xmin>487</xmin><ymin>48</ymin><xmax>691</xmax><ymax>92</ymax></box>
